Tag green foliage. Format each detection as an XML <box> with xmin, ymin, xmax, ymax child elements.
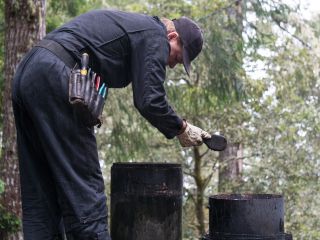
<box><xmin>0</xmin><ymin>207</ymin><xmax>21</xmax><ymax>233</ymax></box>
<box><xmin>0</xmin><ymin>180</ymin><xmax>3</xmax><ymax>194</ymax></box>
<box><xmin>310</xmin><ymin>14</ymin><xmax>320</xmax><ymax>38</ymax></box>
<box><xmin>46</xmin><ymin>0</ymin><xmax>105</xmax><ymax>32</ymax></box>
<box><xmin>0</xmin><ymin>180</ymin><xmax>21</xmax><ymax>233</ymax></box>
<box><xmin>198</xmin><ymin>14</ymin><xmax>246</xmax><ymax>102</ymax></box>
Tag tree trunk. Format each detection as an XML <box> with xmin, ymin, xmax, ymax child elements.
<box><xmin>0</xmin><ymin>1</ymin><xmax>46</xmax><ymax>239</ymax></box>
<box><xmin>193</xmin><ymin>147</ymin><xmax>205</xmax><ymax>235</ymax></box>
<box><xmin>218</xmin><ymin>142</ymin><xmax>243</xmax><ymax>192</ymax></box>
<box><xmin>192</xmin><ymin>146</ymin><xmax>212</xmax><ymax>237</ymax></box>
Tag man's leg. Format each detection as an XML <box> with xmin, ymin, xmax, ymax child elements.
<box><xmin>13</xmin><ymin>102</ymin><xmax>65</xmax><ymax>239</ymax></box>
<box><xmin>12</xmin><ymin>48</ymin><xmax>65</xmax><ymax>240</ymax></box>
<box><xmin>13</xmin><ymin>48</ymin><xmax>111</xmax><ymax>240</ymax></box>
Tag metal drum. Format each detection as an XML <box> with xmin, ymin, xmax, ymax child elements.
<box><xmin>111</xmin><ymin>162</ymin><xmax>183</xmax><ymax>240</ymax></box>
<box><xmin>202</xmin><ymin>194</ymin><xmax>292</xmax><ymax>240</ymax></box>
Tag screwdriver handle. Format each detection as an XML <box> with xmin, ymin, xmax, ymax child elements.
<box><xmin>80</xmin><ymin>53</ymin><xmax>89</xmax><ymax>76</ymax></box>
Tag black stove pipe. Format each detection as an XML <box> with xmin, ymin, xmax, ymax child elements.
<box><xmin>202</xmin><ymin>194</ymin><xmax>293</xmax><ymax>240</ymax></box>
<box><xmin>110</xmin><ymin>162</ymin><xmax>183</xmax><ymax>240</ymax></box>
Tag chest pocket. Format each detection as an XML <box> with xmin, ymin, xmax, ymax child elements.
<box><xmin>96</xmin><ymin>34</ymin><xmax>131</xmax><ymax>88</ymax></box>
<box><xmin>99</xmin><ymin>34</ymin><xmax>129</xmax><ymax>58</ymax></box>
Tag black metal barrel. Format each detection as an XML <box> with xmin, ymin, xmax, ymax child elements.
<box><xmin>110</xmin><ymin>162</ymin><xmax>183</xmax><ymax>240</ymax></box>
<box><xmin>202</xmin><ymin>194</ymin><xmax>292</xmax><ymax>240</ymax></box>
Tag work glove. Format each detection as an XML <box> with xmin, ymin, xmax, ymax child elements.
<box><xmin>177</xmin><ymin>120</ymin><xmax>211</xmax><ymax>147</ymax></box>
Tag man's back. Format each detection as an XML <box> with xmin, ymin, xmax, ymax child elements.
<box><xmin>45</xmin><ymin>10</ymin><xmax>168</xmax><ymax>88</ymax></box>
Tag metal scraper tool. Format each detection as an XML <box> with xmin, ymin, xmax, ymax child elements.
<box><xmin>203</xmin><ymin>134</ymin><xmax>227</xmax><ymax>151</ymax></box>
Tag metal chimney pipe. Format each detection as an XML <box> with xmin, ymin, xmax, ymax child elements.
<box><xmin>110</xmin><ymin>163</ymin><xmax>183</xmax><ymax>240</ymax></box>
<box><xmin>202</xmin><ymin>194</ymin><xmax>293</xmax><ymax>240</ymax></box>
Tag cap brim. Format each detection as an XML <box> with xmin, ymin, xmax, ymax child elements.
<box><xmin>182</xmin><ymin>47</ymin><xmax>191</xmax><ymax>76</ymax></box>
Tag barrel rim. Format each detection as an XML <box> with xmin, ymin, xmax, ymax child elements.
<box><xmin>112</xmin><ymin>162</ymin><xmax>182</xmax><ymax>168</ymax></box>
<box><xmin>209</xmin><ymin>193</ymin><xmax>283</xmax><ymax>200</ymax></box>
<box><xmin>202</xmin><ymin>232</ymin><xmax>293</xmax><ymax>240</ymax></box>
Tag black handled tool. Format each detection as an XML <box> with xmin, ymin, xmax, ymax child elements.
<box><xmin>80</xmin><ymin>53</ymin><xmax>89</xmax><ymax>96</ymax></box>
<box><xmin>203</xmin><ymin>134</ymin><xmax>227</xmax><ymax>151</ymax></box>
<box><xmin>80</xmin><ymin>53</ymin><xmax>89</xmax><ymax>73</ymax></box>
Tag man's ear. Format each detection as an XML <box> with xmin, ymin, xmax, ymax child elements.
<box><xmin>167</xmin><ymin>31</ymin><xmax>179</xmax><ymax>41</ymax></box>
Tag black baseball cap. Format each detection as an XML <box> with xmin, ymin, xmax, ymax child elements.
<box><xmin>173</xmin><ymin>17</ymin><xmax>203</xmax><ymax>76</ymax></box>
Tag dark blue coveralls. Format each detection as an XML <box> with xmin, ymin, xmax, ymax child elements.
<box><xmin>12</xmin><ymin>10</ymin><xmax>183</xmax><ymax>240</ymax></box>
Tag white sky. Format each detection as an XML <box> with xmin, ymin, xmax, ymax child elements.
<box><xmin>303</xmin><ymin>0</ymin><xmax>320</xmax><ymax>12</ymax></box>
<box><xmin>284</xmin><ymin>0</ymin><xmax>320</xmax><ymax>18</ymax></box>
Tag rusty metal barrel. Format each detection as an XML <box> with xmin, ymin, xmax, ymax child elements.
<box><xmin>202</xmin><ymin>194</ymin><xmax>292</xmax><ymax>240</ymax></box>
<box><xmin>110</xmin><ymin>162</ymin><xmax>183</xmax><ymax>240</ymax></box>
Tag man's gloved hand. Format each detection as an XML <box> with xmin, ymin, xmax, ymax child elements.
<box><xmin>177</xmin><ymin>120</ymin><xmax>211</xmax><ymax>147</ymax></box>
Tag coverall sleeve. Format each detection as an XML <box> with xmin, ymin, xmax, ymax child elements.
<box><xmin>130</xmin><ymin>30</ymin><xmax>183</xmax><ymax>139</ymax></box>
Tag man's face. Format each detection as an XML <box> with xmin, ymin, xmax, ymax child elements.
<box><xmin>167</xmin><ymin>32</ymin><xmax>183</xmax><ymax>68</ymax></box>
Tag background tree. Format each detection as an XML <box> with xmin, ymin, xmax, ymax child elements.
<box><xmin>0</xmin><ymin>0</ymin><xmax>4</xmax><ymax>112</ymax></box>
<box><xmin>0</xmin><ymin>1</ymin><xmax>46</xmax><ymax>239</ymax></box>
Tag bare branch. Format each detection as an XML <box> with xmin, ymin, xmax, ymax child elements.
<box><xmin>184</xmin><ymin>187</ymin><xmax>196</xmax><ymax>204</ymax></box>
<box><xmin>222</xmin><ymin>153</ymin><xmax>260</xmax><ymax>163</ymax></box>
<box><xmin>212</xmin><ymin>158</ymin><xmax>219</xmax><ymax>170</ymax></box>
<box><xmin>275</xmin><ymin>22</ymin><xmax>311</xmax><ymax>49</ymax></box>
<box><xmin>183</xmin><ymin>170</ymin><xmax>196</xmax><ymax>179</ymax></box>
<box><xmin>199</xmin><ymin>148</ymin><xmax>210</xmax><ymax>158</ymax></box>
<box><xmin>203</xmin><ymin>173</ymin><xmax>214</xmax><ymax>189</ymax></box>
